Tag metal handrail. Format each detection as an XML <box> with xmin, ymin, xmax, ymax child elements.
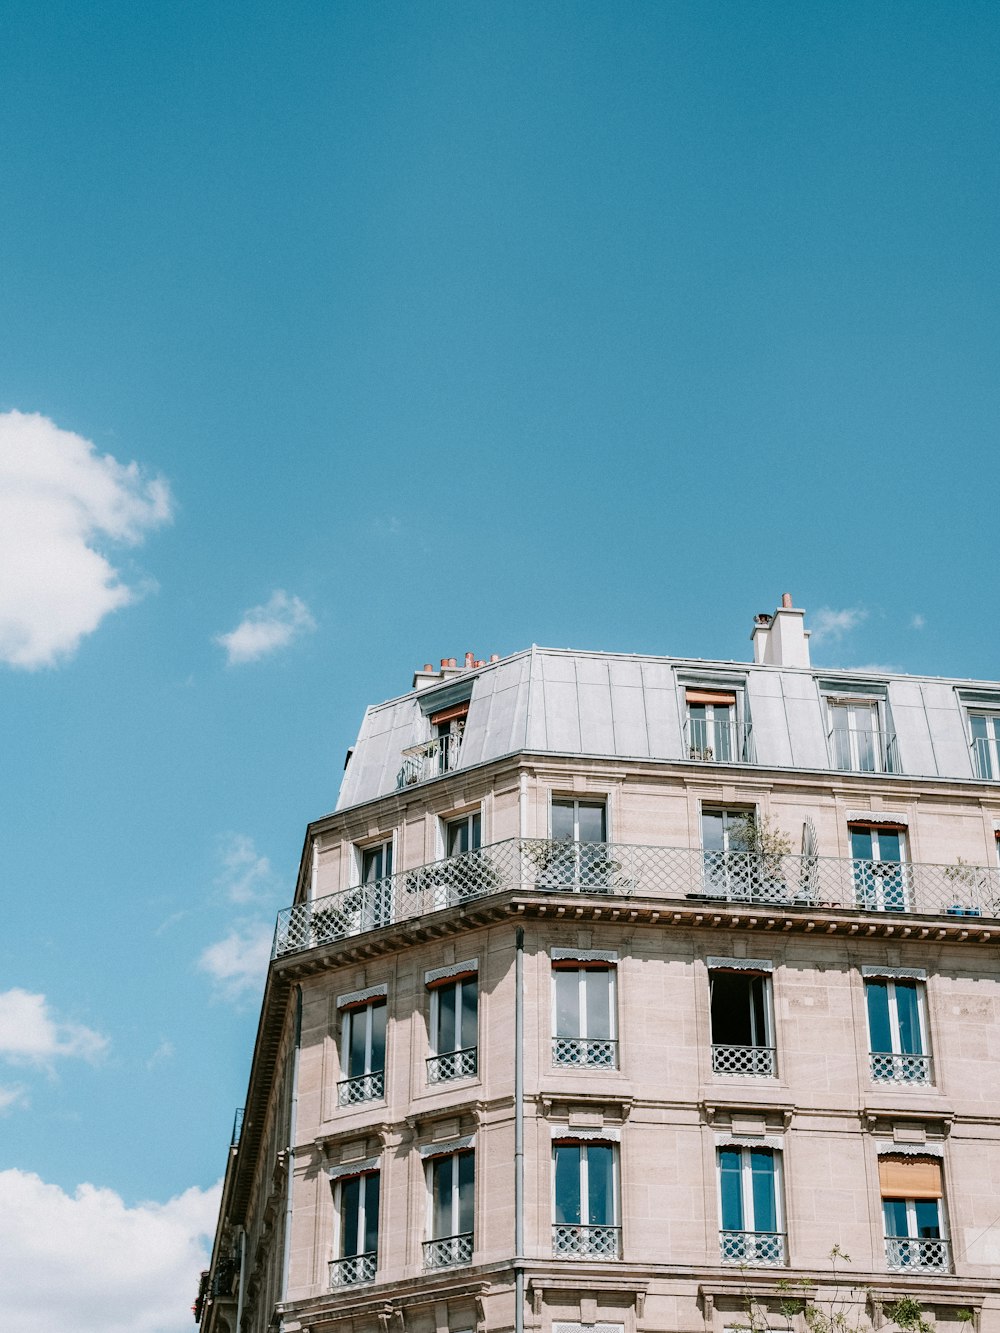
<box><xmin>720</xmin><ymin>1229</ymin><xmax>787</xmax><ymax>1265</ymax></box>
<box><xmin>273</xmin><ymin>839</ymin><xmax>1000</xmax><ymax>959</ymax></box>
<box><xmin>684</xmin><ymin>715</ymin><xmax>756</xmax><ymax>764</ymax></box>
<box><xmin>885</xmin><ymin>1235</ymin><xmax>950</xmax><ymax>1272</ymax></box>
<box><xmin>828</xmin><ymin>725</ymin><xmax>899</xmax><ymax>774</ymax></box>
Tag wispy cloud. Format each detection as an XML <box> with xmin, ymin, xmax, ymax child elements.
<box><xmin>911</xmin><ymin>613</ymin><xmax>926</xmax><ymax>630</ymax></box>
<box><xmin>0</xmin><ymin>1169</ymin><xmax>219</xmax><ymax>1333</ymax></box>
<box><xmin>0</xmin><ymin>1085</ymin><xmax>27</xmax><ymax>1114</ymax></box>
<box><xmin>0</xmin><ymin>411</ymin><xmax>172</xmax><ymax>669</ymax></box>
<box><xmin>215</xmin><ymin>589</ymin><xmax>315</xmax><ymax>665</ymax></box>
<box><xmin>144</xmin><ymin>1040</ymin><xmax>175</xmax><ymax>1072</ymax></box>
<box><xmin>0</xmin><ymin>991</ymin><xmax>109</xmax><ymax>1067</ymax></box>
<box><xmin>214</xmin><ymin>833</ymin><xmax>275</xmax><ymax>904</ymax></box>
<box><xmin>197</xmin><ymin>923</ymin><xmax>273</xmax><ymax>1003</ymax></box>
<box><xmin>810</xmin><ymin>606</ymin><xmax>868</xmax><ymax>644</ymax></box>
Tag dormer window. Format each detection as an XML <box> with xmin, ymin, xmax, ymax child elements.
<box><xmin>430</xmin><ymin>702</ymin><xmax>469</xmax><ymax>774</ymax></box>
<box><xmin>969</xmin><ymin>712</ymin><xmax>1000</xmax><ymax>780</ymax></box>
<box><xmin>825</xmin><ymin>694</ymin><xmax>897</xmax><ymax>774</ymax></box>
<box><xmin>684</xmin><ymin>686</ymin><xmax>754</xmax><ymax>763</ymax></box>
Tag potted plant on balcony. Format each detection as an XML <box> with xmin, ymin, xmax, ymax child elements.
<box><xmin>943</xmin><ymin>857</ymin><xmax>987</xmax><ymax>917</ymax></box>
<box><xmin>728</xmin><ymin>814</ymin><xmax>792</xmax><ymax>904</ymax></box>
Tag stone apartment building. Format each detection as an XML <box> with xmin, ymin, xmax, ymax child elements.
<box><xmin>196</xmin><ymin>596</ymin><xmax>1000</xmax><ymax>1333</ymax></box>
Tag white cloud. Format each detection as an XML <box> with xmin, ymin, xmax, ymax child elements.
<box><xmin>215</xmin><ymin>589</ymin><xmax>315</xmax><ymax>665</ymax></box>
<box><xmin>215</xmin><ymin>833</ymin><xmax>275</xmax><ymax>904</ymax></box>
<box><xmin>197</xmin><ymin>922</ymin><xmax>273</xmax><ymax>1001</ymax></box>
<box><xmin>0</xmin><ymin>1169</ymin><xmax>219</xmax><ymax>1333</ymax></box>
<box><xmin>0</xmin><ymin>1084</ymin><xmax>28</xmax><ymax>1113</ymax></box>
<box><xmin>144</xmin><ymin>1040</ymin><xmax>175</xmax><ymax>1071</ymax></box>
<box><xmin>810</xmin><ymin>606</ymin><xmax>868</xmax><ymax>643</ymax></box>
<box><xmin>911</xmin><ymin>613</ymin><xmax>926</xmax><ymax>630</ymax></box>
<box><xmin>0</xmin><ymin>411</ymin><xmax>172</xmax><ymax>668</ymax></box>
<box><xmin>0</xmin><ymin>990</ymin><xmax>109</xmax><ymax>1066</ymax></box>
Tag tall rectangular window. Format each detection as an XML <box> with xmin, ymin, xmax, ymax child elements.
<box><xmin>552</xmin><ymin>963</ymin><xmax>617</xmax><ymax>1068</ymax></box>
<box><xmin>540</xmin><ymin>799</ymin><xmax>610</xmax><ymax>891</ymax></box>
<box><xmin>970</xmin><ymin>713</ymin><xmax>1000</xmax><ymax>779</ymax></box>
<box><xmin>851</xmin><ymin>824</ymin><xmax>909</xmax><ymax>911</ymax></box>
<box><xmin>717</xmin><ymin>1147</ymin><xmax>785</xmax><ymax>1266</ymax></box>
<box><xmin>339</xmin><ymin>999</ymin><xmax>387</xmax><ymax>1106</ymax></box>
<box><xmin>710</xmin><ymin>969</ymin><xmax>775</xmax><ymax>1077</ymax></box>
<box><xmin>430</xmin><ymin>812</ymin><xmax>489</xmax><ymax>906</ymax></box>
<box><xmin>880</xmin><ymin>1156</ymin><xmax>949</xmax><ymax>1273</ymax></box>
<box><xmin>827</xmin><ymin>699</ymin><xmax>897</xmax><ymax>773</ymax></box>
<box><xmin>866</xmin><ymin>977</ymin><xmax>930</xmax><ymax>1084</ymax></box>
<box><xmin>552</xmin><ymin>1141</ymin><xmax>621</xmax><ymax>1259</ymax></box>
<box><xmin>427</xmin><ymin>972</ymin><xmax>478</xmax><ymax>1083</ymax></box>
<box><xmin>330</xmin><ymin>1170</ymin><xmax>379</xmax><ymax>1286</ymax></box>
<box><xmin>358</xmin><ymin>838</ymin><xmax>394</xmax><ymax>928</ymax></box>
<box><xmin>685</xmin><ymin>688</ymin><xmax>753</xmax><ymax>762</ymax></box>
<box><xmin>424</xmin><ymin>1151</ymin><xmax>474</xmax><ymax>1269</ymax></box>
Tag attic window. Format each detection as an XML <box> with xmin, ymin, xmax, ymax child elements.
<box><xmin>430</xmin><ymin>702</ymin><xmax>470</xmax><ymax>727</ymax></box>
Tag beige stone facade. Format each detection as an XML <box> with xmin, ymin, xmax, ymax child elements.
<box><xmin>198</xmin><ymin>603</ymin><xmax>1000</xmax><ymax>1333</ymax></box>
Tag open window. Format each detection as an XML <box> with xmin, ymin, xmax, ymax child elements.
<box><xmin>685</xmin><ymin>686</ymin><xmax>754</xmax><ymax>763</ymax></box>
<box><xmin>709</xmin><ymin>962</ymin><xmax>775</xmax><ymax>1077</ymax></box>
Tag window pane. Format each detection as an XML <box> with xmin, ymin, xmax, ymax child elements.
<box><xmin>363</xmin><ymin>1174</ymin><xmax>380</xmax><ymax>1254</ymax></box>
<box><xmin>363</xmin><ymin>846</ymin><xmax>386</xmax><ymax>883</ymax></box>
<box><xmin>866</xmin><ymin>982</ymin><xmax>893</xmax><ymax>1053</ymax></box>
<box><xmin>851</xmin><ymin>827</ymin><xmax>875</xmax><ymax>859</ymax></box>
<box><xmin>915</xmin><ymin>1199</ymin><xmax>941</xmax><ymax>1238</ymax></box>
<box><xmin>470</xmin><ymin>813</ymin><xmax>481</xmax><ymax>849</ymax></box>
<box><xmin>577</xmin><ymin>803</ymin><xmax>607</xmax><ymax>843</ymax></box>
<box><xmin>347</xmin><ymin>1011</ymin><xmax>367</xmax><ymax>1077</ymax></box>
<box><xmin>883</xmin><ymin>1198</ymin><xmax>908</xmax><ymax>1237</ymax></box>
<box><xmin>749</xmin><ymin>975</ymin><xmax>767</xmax><ymax>1045</ymax></box>
<box><xmin>689</xmin><ymin>704</ymin><xmax>708</xmax><ymax>750</ymax></box>
<box><xmin>370</xmin><ymin>1001</ymin><xmax>387</xmax><ymax>1072</ymax></box>
<box><xmin>711</xmin><ymin>972</ymin><xmax>753</xmax><ymax>1046</ymax></box>
<box><xmin>447</xmin><ymin>820</ymin><xmax>468</xmax><ymax>857</ymax></box>
<box><xmin>718</xmin><ymin>1150</ymin><xmax>744</xmax><ymax>1230</ymax></box>
<box><xmin>715</xmin><ymin>704</ymin><xmax>733</xmax><ymax>761</ymax></box>
<box><xmin>894</xmin><ymin>982</ymin><xmax>922</xmax><ymax>1055</ymax></box>
<box><xmin>436</xmin><ymin>985</ymin><xmax>457</xmax><ymax>1053</ymax></box>
<box><xmin>341</xmin><ymin>1176</ymin><xmax>360</xmax><ymax>1255</ymax></box>
<box><xmin>432</xmin><ymin>1159</ymin><xmax>453</xmax><ymax>1237</ymax></box>
<box><xmin>552</xmin><ymin>800</ymin><xmax>575</xmax><ymax>842</ymax></box>
<box><xmin>554</xmin><ymin>1145</ymin><xmax>582</xmax><ymax>1224</ymax></box>
<box><xmin>460</xmin><ymin>979</ymin><xmax>478</xmax><ymax>1049</ymax></box>
<box><xmin>555</xmin><ymin>970</ymin><xmax>581</xmax><ymax>1037</ymax></box>
<box><xmin>586</xmin><ymin>1145</ymin><xmax>615</xmax><ymax>1226</ymax></box>
<box><xmin>750</xmin><ymin>1151</ymin><xmax>776</xmax><ymax>1232</ymax></box>
<box><xmin>457</xmin><ymin>1153</ymin><xmax>475</xmax><ymax>1235</ymax></box>
<box><xmin>585</xmin><ymin>969</ymin><xmax>613</xmax><ymax>1040</ymax></box>
<box><xmin>702</xmin><ymin>810</ymin><xmax>726</xmax><ymax>853</ymax></box>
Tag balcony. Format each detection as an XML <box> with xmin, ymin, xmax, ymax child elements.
<box><xmin>829</xmin><ymin>726</ymin><xmax>899</xmax><ymax>774</ymax></box>
<box><xmin>552</xmin><ymin>1224</ymin><xmax>622</xmax><ymax>1259</ymax></box>
<box><xmin>685</xmin><ymin>716</ymin><xmax>756</xmax><ymax>764</ymax></box>
<box><xmin>885</xmin><ymin>1235</ymin><xmax>951</xmax><ymax>1273</ymax></box>
<box><xmin>273</xmin><ymin>839</ymin><xmax>1000</xmax><ymax>959</ymax></box>
<box><xmin>870</xmin><ymin>1051</ymin><xmax>932</xmax><ymax>1085</ymax></box>
<box><xmin>423</xmin><ymin>1233</ymin><xmax>473</xmax><ymax>1269</ymax></box>
<box><xmin>427</xmin><ymin>1047</ymin><xmax>478</xmax><ymax>1083</ymax></box>
<box><xmin>720</xmin><ymin>1230</ymin><xmax>787</xmax><ymax>1266</ymax></box>
<box><xmin>337</xmin><ymin>1071</ymin><xmax>384</xmax><ymax>1107</ymax></box>
<box><xmin>712</xmin><ymin>1044</ymin><xmax>776</xmax><ymax>1077</ymax></box>
<box><xmin>553</xmin><ymin>1037</ymin><xmax>618</xmax><ymax>1069</ymax></box>
<box><xmin>329</xmin><ymin>1252</ymin><xmax>377</xmax><ymax>1286</ymax></box>
<box><xmin>397</xmin><ymin>732</ymin><xmax>463</xmax><ymax>788</ymax></box>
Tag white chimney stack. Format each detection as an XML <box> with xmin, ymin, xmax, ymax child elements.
<box><xmin>751</xmin><ymin>593</ymin><xmax>811</xmax><ymax>668</ymax></box>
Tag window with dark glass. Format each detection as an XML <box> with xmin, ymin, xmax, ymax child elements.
<box><xmin>339</xmin><ymin>999</ymin><xmax>386</xmax><ymax>1106</ymax></box>
<box><xmin>851</xmin><ymin>824</ymin><xmax>909</xmax><ymax>911</ymax></box>
<box><xmin>552</xmin><ymin>1141</ymin><xmax>620</xmax><ymax>1259</ymax></box>
<box><xmin>717</xmin><ymin>1146</ymin><xmax>785</xmax><ymax>1266</ymax></box>
<box><xmin>866</xmin><ymin>977</ymin><xmax>929</xmax><ymax>1084</ymax></box>
<box><xmin>542</xmin><ymin>799</ymin><xmax>610</xmax><ymax>890</ymax></box>
<box><xmin>424</xmin><ymin>1151</ymin><xmax>474</xmax><ymax>1268</ymax></box>
<box><xmin>552</xmin><ymin>963</ymin><xmax>617</xmax><ymax>1068</ymax></box>
<box><xmin>330</xmin><ymin>1170</ymin><xmax>379</xmax><ymax>1286</ymax></box>
<box><xmin>427</xmin><ymin>972</ymin><xmax>478</xmax><ymax>1083</ymax></box>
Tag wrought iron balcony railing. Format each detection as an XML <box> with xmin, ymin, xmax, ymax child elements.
<box><xmin>972</xmin><ymin>735</ymin><xmax>999</xmax><ymax>780</ymax></box>
<box><xmin>422</xmin><ymin>1233</ymin><xmax>473</xmax><ymax>1269</ymax></box>
<box><xmin>685</xmin><ymin>716</ymin><xmax>756</xmax><ymax>764</ymax></box>
<box><xmin>885</xmin><ymin>1235</ymin><xmax>950</xmax><ymax>1272</ymax></box>
<box><xmin>870</xmin><ymin>1051</ymin><xmax>932</xmax><ymax>1084</ymax></box>
<box><xmin>329</xmin><ymin>1252</ymin><xmax>377</xmax><ymax>1286</ymax></box>
<box><xmin>427</xmin><ymin>1047</ymin><xmax>478</xmax><ymax>1083</ymax></box>
<box><xmin>553</xmin><ymin>1037</ymin><xmax>618</xmax><ymax>1068</ymax></box>
<box><xmin>720</xmin><ymin>1230</ymin><xmax>787</xmax><ymax>1266</ymax></box>
<box><xmin>829</xmin><ymin>726</ymin><xmax>899</xmax><ymax>774</ymax></box>
<box><xmin>552</xmin><ymin>1224</ymin><xmax>622</xmax><ymax>1259</ymax></box>
<box><xmin>337</xmin><ymin>1071</ymin><xmax>384</xmax><ymax>1106</ymax></box>
<box><xmin>397</xmin><ymin>731</ymin><xmax>463</xmax><ymax>789</ymax></box>
<box><xmin>712</xmin><ymin>1044</ymin><xmax>776</xmax><ymax>1077</ymax></box>
<box><xmin>273</xmin><ymin>839</ymin><xmax>1000</xmax><ymax>959</ymax></box>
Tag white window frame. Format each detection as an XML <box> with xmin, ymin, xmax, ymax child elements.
<box><xmin>550</xmin><ymin>796</ymin><xmax>609</xmax><ymax>842</ymax></box>
<box><xmin>865</xmin><ymin>978</ymin><xmax>927</xmax><ymax>1057</ymax></box>
<box><xmin>969</xmin><ymin>711</ymin><xmax>1000</xmax><ymax>780</ymax></box>
<box><xmin>442</xmin><ymin>809</ymin><xmax>482</xmax><ymax>860</ymax></box>
<box><xmin>551</xmin><ymin>966</ymin><xmax>618</xmax><ymax>1045</ymax></box>
<box><xmin>356</xmin><ymin>835</ymin><xmax>395</xmax><ymax>888</ymax></box>
<box><xmin>709</xmin><ymin>969</ymin><xmax>774</xmax><ymax>1048</ymax></box>
<box><xmin>716</xmin><ymin>1145</ymin><xmax>784</xmax><ymax>1235</ymax></box>
<box><xmin>552</xmin><ymin>1141</ymin><xmax>620</xmax><ymax>1228</ymax></box>
<box><xmin>340</xmin><ymin>999</ymin><xmax>386</xmax><ymax>1081</ymax></box>
<box><xmin>333</xmin><ymin>1169</ymin><xmax>380</xmax><ymax>1259</ymax></box>
<box><xmin>426</xmin><ymin>1150</ymin><xmax>475</xmax><ymax>1240</ymax></box>
<box><xmin>826</xmin><ymin>698</ymin><xmax>889</xmax><ymax>773</ymax></box>
<box><xmin>430</xmin><ymin>974</ymin><xmax>478</xmax><ymax>1057</ymax></box>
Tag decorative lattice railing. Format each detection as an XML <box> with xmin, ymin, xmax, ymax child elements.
<box><xmin>870</xmin><ymin>1051</ymin><xmax>932</xmax><ymax>1085</ymax></box>
<box><xmin>273</xmin><ymin>839</ymin><xmax>1000</xmax><ymax>959</ymax></box>
<box><xmin>720</xmin><ymin>1230</ymin><xmax>787</xmax><ymax>1266</ymax></box>
<box><xmin>337</xmin><ymin>1071</ymin><xmax>384</xmax><ymax>1106</ymax></box>
<box><xmin>712</xmin><ymin>1044</ymin><xmax>776</xmax><ymax>1077</ymax></box>
<box><xmin>329</xmin><ymin>1252</ymin><xmax>377</xmax><ymax>1286</ymax></box>
<box><xmin>553</xmin><ymin>1037</ymin><xmax>618</xmax><ymax>1069</ymax></box>
<box><xmin>422</xmin><ymin>1233</ymin><xmax>473</xmax><ymax>1269</ymax></box>
<box><xmin>426</xmin><ymin>1047</ymin><xmax>478</xmax><ymax>1083</ymax></box>
<box><xmin>552</xmin><ymin>1224</ymin><xmax>622</xmax><ymax>1259</ymax></box>
<box><xmin>885</xmin><ymin>1235</ymin><xmax>950</xmax><ymax>1272</ymax></box>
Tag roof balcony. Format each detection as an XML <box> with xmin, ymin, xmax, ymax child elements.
<box><xmin>272</xmin><ymin>839</ymin><xmax>1000</xmax><ymax>960</ymax></box>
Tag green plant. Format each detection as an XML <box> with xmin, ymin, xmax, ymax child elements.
<box><xmin>887</xmin><ymin>1296</ymin><xmax>931</xmax><ymax>1333</ymax></box>
<box><xmin>730</xmin><ymin>813</ymin><xmax>793</xmax><ymax>880</ymax></box>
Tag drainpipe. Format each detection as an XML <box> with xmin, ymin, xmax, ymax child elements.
<box><xmin>235</xmin><ymin>1226</ymin><xmax>246</xmax><ymax>1332</ymax></box>
<box><xmin>280</xmin><ymin>986</ymin><xmax>303</xmax><ymax>1305</ymax></box>
<box><xmin>514</xmin><ymin>927</ymin><xmax>525</xmax><ymax>1333</ymax></box>
<box><xmin>518</xmin><ymin>772</ymin><xmax>528</xmax><ymax>840</ymax></box>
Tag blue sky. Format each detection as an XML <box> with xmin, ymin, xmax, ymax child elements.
<box><xmin>0</xmin><ymin>3</ymin><xmax>997</xmax><ymax>1327</ymax></box>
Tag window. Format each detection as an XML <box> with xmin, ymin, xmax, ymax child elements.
<box><xmin>431</xmin><ymin>702</ymin><xmax>469</xmax><ymax>774</ymax></box>
<box><xmin>330</xmin><ymin>1170</ymin><xmax>379</xmax><ymax>1286</ymax></box>
<box><xmin>424</xmin><ymin>1151</ymin><xmax>474</xmax><ymax>1269</ymax></box>
<box><xmin>358</xmin><ymin>838</ymin><xmax>394</xmax><ymax>928</ymax></box>
<box><xmin>970</xmin><ymin>712</ymin><xmax>1000</xmax><ymax>779</ymax></box>
<box><xmin>552</xmin><ymin>962</ymin><xmax>617</xmax><ymax>1068</ymax></box>
<box><xmin>717</xmin><ymin>1146</ymin><xmax>785</xmax><ymax>1266</ymax></box>
<box><xmin>880</xmin><ymin>1156</ymin><xmax>950</xmax><ymax>1272</ymax></box>
<box><xmin>685</xmin><ymin>688</ymin><xmax>753</xmax><ymax>763</ymax></box>
<box><xmin>428</xmin><ymin>812</ymin><xmax>490</xmax><ymax>907</ymax></box>
<box><xmin>710</xmin><ymin>967</ymin><xmax>775</xmax><ymax>1077</ymax></box>
<box><xmin>446</xmin><ymin>812</ymin><xmax>481</xmax><ymax>858</ymax></box>
<box><xmin>851</xmin><ymin>824</ymin><xmax>909</xmax><ymax>911</ymax></box>
<box><xmin>865</xmin><ymin>976</ymin><xmax>930</xmax><ymax>1084</ymax></box>
<box><xmin>827</xmin><ymin>697</ymin><xmax>897</xmax><ymax>773</ymax></box>
<box><xmin>339</xmin><ymin>999</ymin><xmax>386</xmax><ymax>1106</ymax></box>
<box><xmin>702</xmin><ymin>807</ymin><xmax>755</xmax><ymax>898</ymax></box>
<box><xmin>552</xmin><ymin>1141</ymin><xmax>621</xmax><ymax>1259</ymax></box>
<box><xmin>427</xmin><ymin>971</ymin><xmax>478</xmax><ymax>1083</ymax></box>
<box><xmin>539</xmin><ymin>799</ymin><xmax>611</xmax><ymax>891</ymax></box>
